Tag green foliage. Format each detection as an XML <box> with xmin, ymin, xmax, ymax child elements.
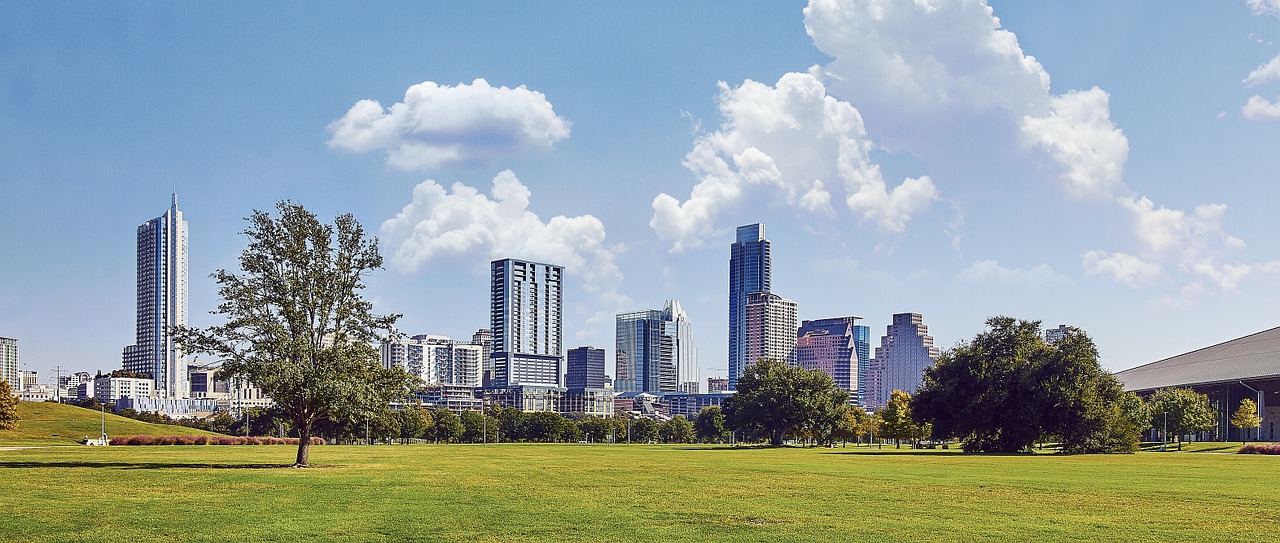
<box><xmin>459</xmin><ymin>410</ymin><xmax>486</xmax><ymax>443</ymax></box>
<box><xmin>0</xmin><ymin>381</ymin><xmax>20</xmax><ymax>431</ymax></box>
<box><xmin>877</xmin><ymin>390</ymin><xmax>923</xmax><ymax>448</ymax></box>
<box><xmin>1230</xmin><ymin>399</ymin><xmax>1262</xmax><ymax>443</ymax></box>
<box><xmin>1147</xmin><ymin>387</ymin><xmax>1216</xmax><ymax>450</ymax></box>
<box><xmin>525</xmin><ymin>411</ymin><xmax>567</xmax><ymax>442</ymax></box>
<box><xmin>660</xmin><ymin>416</ymin><xmax>695</xmax><ymax>444</ymax></box>
<box><xmin>722</xmin><ymin>358</ymin><xmax>851</xmax><ymax>445</ymax></box>
<box><xmin>577</xmin><ymin>416</ymin><xmax>613</xmax><ymax>443</ymax></box>
<box><xmin>173</xmin><ymin>201</ymin><xmax>415</xmax><ymax>466</ymax></box>
<box><xmin>694</xmin><ymin>406</ymin><xmax>728</xmax><ymax>443</ymax></box>
<box><xmin>430</xmin><ymin>408</ymin><xmax>463</xmax><ymax>443</ymax></box>
<box><xmin>913</xmin><ymin>317</ymin><xmax>1140</xmax><ymax>454</ymax></box>
<box><xmin>629</xmin><ymin>417</ymin><xmax>659</xmax><ymax>443</ymax></box>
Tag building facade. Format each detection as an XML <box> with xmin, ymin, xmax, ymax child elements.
<box><xmin>728</xmin><ymin>224</ymin><xmax>770</xmax><ymax>390</ymax></box>
<box><xmin>471</xmin><ymin>328</ymin><xmax>493</xmax><ymax>384</ymax></box>
<box><xmin>0</xmin><ymin>336</ymin><xmax>17</xmax><ymax>393</ymax></box>
<box><xmin>567</xmin><ymin>346</ymin><xmax>607</xmax><ymax>389</ymax></box>
<box><xmin>853</xmin><ymin>324</ymin><xmax>870</xmax><ymax>406</ymax></box>
<box><xmin>615</xmin><ymin>300</ymin><xmax>697</xmax><ymax>394</ymax></box>
<box><xmin>382</xmin><ymin>334</ymin><xmax>483</xmax><ymax>387</ymax></box>
<box><xmin>796</xmin><ymin>316</ymin><xmax>861</xmax><ymax>394</ymax></box>
<box><xmin>490</xmin><ymin>259</ymin><xmax>564</xmax><ymax>387</ymax></box>
<box><xmin>744</xmin><ymin>292</ymin><xmax>798</xmax><ymax>369</ymax></box>
<box><xmin>707</xmin><ymin>377</ymin><xmax>729</xmax><ymax>393</ymax></box>
<box><xmin>863</xmin><ymin>313</ymin><xmax>940</xmax><ymax>411</ymax></box>
<box><xmin>121</xmin><ymin>193</ymin><xmax>189</xmax><ymax>399</ymax></box>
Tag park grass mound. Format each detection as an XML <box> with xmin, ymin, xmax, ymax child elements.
<box><xmin>0</xmin><ymin>401</ymin><xmax>223</xmax><ymax>445</ymax></box>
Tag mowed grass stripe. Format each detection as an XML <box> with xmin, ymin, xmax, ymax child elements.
<box><xmin>1</xmin><ymin>444</ymin><xmax>1277</xmax><ymax>542</ymax></box>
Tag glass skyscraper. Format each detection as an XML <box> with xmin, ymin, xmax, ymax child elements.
<box><xmin>728</xmin><ymin>224</ymin><xmax>770</xmax><ymax>390</ymax></box>
<box><xmin>796</xmin><ymin>316</ymin><xmax>861</xmax><ymax>394</ymax></box>
<box><xmin>615</xmin><ymin>300</ymin><xmax>696</xmax><ymax>393</ymax></box>
<box><xmin>121</xmin><ymin>193</ymin><xmax>188</xmax><ymax>399</ymax></box>
<box><xmin>489</xmin><ymin>258</ymin><xmax>563</xmax><ymax>387</ymax></box>
<box><xmin>863</xmin><ymin>313</ymin><xmax>940</xmax><ymax>410</ymax></box>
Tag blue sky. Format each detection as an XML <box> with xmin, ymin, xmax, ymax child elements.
<box><xmin>3</xmin><ymin>1</ymin><xmax>1279</xmax><ymax>387</ymax></box>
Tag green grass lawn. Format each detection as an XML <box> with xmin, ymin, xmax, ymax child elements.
<box><xmin>0</xmin><ymin>401</ymin><xmax>222</xmax><ymax>445</ymax></box>
<box><xmin>1</xmin><ymin>442</ymin><xmax>1276</xmax><ymax>542</ymax></box>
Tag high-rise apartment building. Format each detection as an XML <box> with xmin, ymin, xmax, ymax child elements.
<box><xmin>471</xmin><ymin>328</ymin><xmax>493</xmax><ymax>384</ymax></box>
<box><xmin>863</xmin><ymin>313</ymin><xmax>940</xmax><ymax>411</ymax></box>
<box><xmin>566</xmin><ymin>346</ymin><xmax>607</xmax><ymax>389</ymax></box>
<box><xmin>0</xmin><ymin>336</ymin><xmax>17</xmax><ymax>393</ymax></box>
<box><xmin>381</xmin><ymin>334</ymin><xmax>483</xmax><ymax>387</ymax></box>
<box><xmin>744</xmin><ymin>292</ymin><xmax>798</xmax><ymax>368</ymax></box>
<box><xmin>490</xmin><ymin>258</ymin><xmax>564</xmax><ymax>387</ymax></box>
<box><xmin>122</xmin><ymin>193</ymin><xmax>188</xmax><ymax>399</ymax></box>
<box><xmin>728</xmin><ymin>224</ymin><xmax>770</xmax><ymax>390</ymax></box>
<box><xmin>796</xmin><ymin>317</ymin><xmax>861</xmax><ymax>394</ymax></box>
<box><xmin>615</xmin><ymin>300</ymin><xmax>697</xmax><ymax>393</ymax></box>
<box><xmin>853</xmin><ymin>323</ymin><xmax>870</xmax><ymax>406</ymax></box>
<box><xmin>1045</xmin><ymin>324</ymin><xmax>1070</xmax><ymax>344</ymax></box>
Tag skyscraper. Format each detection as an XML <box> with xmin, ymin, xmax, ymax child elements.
<box><xmin>0</xmin><ymin>336</ymin><xmax>17</xmax><ymax>393</ymax></box>
<box><xmin>853</xmin><ymin>323</ymin><xmax>871</xmax><ymax>406</ymax></box>
<box><xmin>615</xmin><ymin>300</ymin><xmax>697</xmax><ymax>393</ymax></box>
<box><xmin>864</xmin><ymin>313</ymin><xmax>940</xmax><ymax>411</ymax></box>
<box><xmin>744</xmin><ymin>292</ymin><xmax>798</xmax><ymax>368</ymax></box>
<box><xmin>728</xmin><ymin>223</ymin><xmax>770</xmax><ymax>390</ymax></box>
<box><xmin>122</xmin><ymin>193</ymin><xmax>188</xmax><ymax>399</ymax></box>
<box><xmin>490</xmin><ymin>258</ymin><xmax>563</xmax><ymax>387</ymax></box>
<box><xmin>796</xmin><ymin>316</ymin><xmax>861</xmax><ymax>394</ymax></box>
<box><xmin>471</xmin><ymin>328</ymin><xmax>493</xmax><ymax>384</ymax></box>
<box><xmin>566</xmin><ymin>346</ymin><xmax>607</xmax><ymax>389</ymax></box>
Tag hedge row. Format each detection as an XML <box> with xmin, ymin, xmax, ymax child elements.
<box><xmin>1238</xmin><ymin>443</ymin><xmax>1280</xmax><ymax>455</ymax></box>
<box><xmin>108</xmin><ymin>435</ymin><xmax>325</xmax><ymax>446</ymax></box>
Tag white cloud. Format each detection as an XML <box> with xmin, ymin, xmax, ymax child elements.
<box><xmin>1246</xmin><ymin>0</ymin><xmax>1280</xmax><ymax>19</ymax></box>
<box><xmin>651</xmin><ymin>72</ymin><xmax>937</xmax><ymax>252</ymax></box>
<box><xmin>380</xmin><ymin>170</ymin><xmax>628</xmax><ymax>317</ymax></box>
<box><xmin>1021</xmin><ymin>88</ymin><xmax>1129</xmax><ymax>199</ymax></box>
<box><xmin>956</xmin><ymin>260</ymin><xmax>1072</xmax><ymax>288</ymax></box>
<box><xmin>1243</xmin><ymin>95</ymin><xmax>1280</xmax><ymax>120</ymax></box>
<box><xmin>802</xmin><ymin>0</ymin><xmax>1266</xmax><ymax>293</ymax></box>
<box><xmin>327</xmin><ymin>79</ymin><xmax>570</xmax><ymax>170</ymax></box>
<box><xmin>1082</xmin><ymin>251</ymin><xmax>1163</xmax><ymax>287</ymax></box>
<box><xmin>1244</xmin><ymin>54</ymin><xmax>1280</xmax><ymax>87</ymax></box>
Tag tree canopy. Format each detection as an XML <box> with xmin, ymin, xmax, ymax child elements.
<box><xmin>174</xmin><ymin>201</ymin><xmax>415</xmax><ymax>466</ymax></box>
<box><xmin>912</xmin><ymin>317</ymin><xmax>1141</xmax><ymax>454</ymax></box>
<box><xmin>1231</xmin><ymin>398</ymin><xmax>1263</xmax><ymax>444</ymax></box>
<box><xmin>722</xmin><ymin>358</ymin><xmax>851</xmax><ymax>446</ymax></box>
<box><xmin>0</xmin><ymin>380</ymin><xmax>18</xmax><ymax>431</ymax></box>
<box><xmin>1147</xmin><ymin>387</ymin><xmax>1216</xmax><ymax>450</ymax></box>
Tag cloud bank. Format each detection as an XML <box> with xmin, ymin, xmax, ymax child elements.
<box><xmin>802</xmin><ymin>0</ymin><xmax>1260</xmax><ymax>293</ymax></box>
<box><xmin>327</xmin><ymin>79</ymin><xmax>571</xmax><ymax>170</ymax></box>
<box><xmin>651</xmin><ymin>72</ymin><xmax>937</xmax><ymax>252</ymax></box>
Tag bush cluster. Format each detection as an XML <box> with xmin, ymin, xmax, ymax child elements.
<box><xmin>1237</xmin><ymin>443</ymin><xmax>1280</xmax><ymax>455</ymax></box>
<box><xmin>108</xmin><ymin>435</ymin><xmax>324</xmax><ymax>446</ymax></box>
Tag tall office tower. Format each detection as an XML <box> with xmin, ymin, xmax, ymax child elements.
<box><xmin>728</xmin><ymin>224</ymin><xmax>770</xmax><ymax>390</ymax></box>
<box><xmin>471</xmin><ymin>328</ymin><xmax>493</xmax><ymax>383</ymax></box>
<box><xmin>864</xmin><ymin>313</ymin><xmax>940</xmax><ymax>411</ymax></box>
<box><xmin>0</xmin><ymin>336</ymin><xmax>17</xmax><ymax>393</ymax></box>
<box><xmin>744</xmin><ymin>292</ymin><xmax>798</xmax><ymax>368</ymax></box>
<box><xmin>796</xmin><ymin>316</ymin><xmax>861</xmax><ymax>393</ymax></box>
<box><xmin>490</xmin><ymin>258</ymin><xmax>564</xmax><ymax>387</ymax></box>
<box><xmin>122</xmin><ymin>193</ymin><xmax>189</xmax><ymax>399</ymax></box>
<box><xmin>1045</xmin><ymin>324</ymin><xmax>1070</xmax><ymax>344</ymax></box>
<box><xmin>615</xmin><ymin>300</ymin><xmax>697</xmax><ymax>393</ymax></box>
<box><xmin>566</xmin><ymin>346</ymin><xmax>607</xmax><ymax>389</ymax></box>
<box><xmin>853</xmin><ymin>324</ymin><xmax>870</xmax><ymax>406</ymax></box>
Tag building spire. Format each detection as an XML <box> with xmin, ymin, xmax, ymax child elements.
<box><xmin>171</xmin><ymin>187</ymin><xmax>178</xmax><ymax>210</ymax></box>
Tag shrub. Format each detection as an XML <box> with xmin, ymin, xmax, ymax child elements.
<box><xmin>1238</xmin><ymin>443</ymin><xmax>1280</xmax><ymax>455</ymax></box>
<box><xmin>109</xmin><ymin>437</ymin><xmax>128</xmax><ymax>445</ymax></box>
<box><xmin>193</xmin><ymin>435</ymin><xmax>208</xmax><ymax>445</ymax></box>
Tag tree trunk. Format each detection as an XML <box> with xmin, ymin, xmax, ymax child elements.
<box><xmin>295</xmin><ymin>423</ymin><xmax>312</xmax><ymax>467</ymax></box>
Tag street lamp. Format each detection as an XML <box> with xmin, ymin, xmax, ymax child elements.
<box><xmin>1161</xmin><ymin>411</ymin><xmax>1168</xmax><ymax>452</ymax></box>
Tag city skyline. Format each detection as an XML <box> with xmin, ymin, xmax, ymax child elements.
<box><xmin>4</xmin><ymin>2</ymin><xmax>1280</xmax><ymax>383</ymax></box>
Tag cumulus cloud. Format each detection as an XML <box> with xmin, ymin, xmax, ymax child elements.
<box><xmin>1242</xmin><ymin>95</ymin><xmax>1280</xmax><ymax>120</ymax></box>
<box><xmin>380</xmin><ymin>170</ymin><xmax>628</xmax><ymax>317</ymax></box>
<box><xmin>651</xmin><ymin>72</ymin><xmax>937</xmax><ymax>252</ymax></box>
<box><xmin>1082</xmin><ymin>251</ymin><xmax>1163</xmax><ymax>287</ymax></box>
<box><xmin>1244</xmin><ymin>54</ymin><xmax>1280</xmax><ymax>87</ymax></box>
<box><xmin>956</xmin><ymin>260</ymin><xmax>1072</xmax><ymax>288</ymax></box>
<box><xmin>802</xmin><ymin>0</ymin><xmax>1264</xmax><ymax>293</ymax></box>
<box><xmin>1246</xmin><ymin>0</ymin><xmax>1280</xmax><ymax>19</ymax></box>
<box><xmin>327</xmin><ymin>79</ymin><xmax>570</xmax><ymax>170</ymax></box>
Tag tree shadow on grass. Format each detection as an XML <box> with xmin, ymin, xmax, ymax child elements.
<box><xmin>0</xmin><ymin>461</ymin><xmax>305</xmax><ymax>470</ymax></box>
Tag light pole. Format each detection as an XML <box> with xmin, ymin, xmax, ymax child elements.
<box><xmin>483</xmin><ymin>411</ymin><xmax>487</xmax><ymax>446</ymax></box>
<box><xmin>1161</xmin><ymin>411</ymin><xmax>1168</xmax><ymax>452</ymax></box>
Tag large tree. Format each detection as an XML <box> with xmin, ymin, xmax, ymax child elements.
<box><xmin>1147</xmin><ymin>387</ymin><xmax>1216</xmax><ymax>450</ymax></box>
<box><xmin>174</xmin><ymin>201</ymin><xmax>415</xmax><ymax>466</ymax></box>
<box><xmin>913</xmin><ymin>317</ymin><xmax>1140</xmax><ymax>454</ymax></box>
<box><xmin>0</xmin><ymin>380</ymin><xmax>18</xmax><ymax>431</ymax></box>
<box><xmin>694</xmin><ymin>406</ymin><xmax>728</xmax><ymax>443</ymax></box>
<box><xmin>722</xmin><ymin>358</ymin><xmax>849</xmax><ymax>446</ymax></box>
<box><xmin>878</xmin><ymin>390</ymin><xmax>921</xmax><ymax>448</ymax></box>
<box><xmin>1231</xmin><ymin>399</ymin><xmax>1263</xmax><ymax>444</ymax></box>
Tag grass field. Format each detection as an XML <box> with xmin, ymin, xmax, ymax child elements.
<box><xmin>0</xmin><ymin>401</ymin><xmax>222</xmax><ymax>445</ymax></box>
<box><xmin>1</xmin><ymin>441</ymin><xmax>1276</xmax><ymax>542</ymax></box>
